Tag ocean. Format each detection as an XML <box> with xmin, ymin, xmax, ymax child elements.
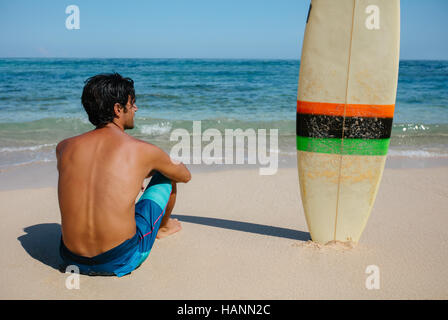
<box><xmin>0</xmin><ymin>58</ymin><xmax>447</xmax><ymax>169</ymax></box>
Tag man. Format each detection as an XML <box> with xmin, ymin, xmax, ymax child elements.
<box><xmin>57</xmin><ymin>73</ymin><xmax>191</xmax><ymax>277</ymax></box>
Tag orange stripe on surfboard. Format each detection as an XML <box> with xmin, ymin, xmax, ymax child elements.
<box><xmin>297</xmin><ymin>100</ymin><xmax>395</xmax><ymax>118</ymax></box>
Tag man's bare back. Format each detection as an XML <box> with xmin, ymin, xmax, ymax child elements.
<box><xmin>57</xmin><ymin>74</ymin><xmax>190</xmax><ymax>260</ymax></box>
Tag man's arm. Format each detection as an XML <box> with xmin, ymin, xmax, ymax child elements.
<box><xmin>143</xmin><ymin>142</ymin><xmax>191</xmax><ymax>183</ymax></box>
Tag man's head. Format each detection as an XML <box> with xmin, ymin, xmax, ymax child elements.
<box><xmin>81</xmin><ymin>73</ymin><xmax>138</xmax><ymax>129</ymax></box>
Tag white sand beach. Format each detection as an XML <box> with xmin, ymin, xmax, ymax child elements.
<box><xmin>0</xmin><ymin>161</ymin><xmax>447</xmax><ymax>299</ymax></box>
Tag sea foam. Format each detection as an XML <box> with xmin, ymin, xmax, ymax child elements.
<box><xmin>0</xmin><ymin>143</ymin><xmax>57</xmax><ymax>153</ymax></box>
<box><xmin>139</xmin><ymin>123</ymin><xmax>172</xmax><ymax>136</ymax></box>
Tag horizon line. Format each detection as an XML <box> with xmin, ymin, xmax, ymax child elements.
<box><xmin>0</xmin><ymin>56</ymin><xmax>447</xmax><ymax>61</ymax></box>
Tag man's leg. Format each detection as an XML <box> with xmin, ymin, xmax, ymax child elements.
<box><xmin>156</xmin><ymin>181</ymin><xmax>182</xmax><ymax>239</ymax></box>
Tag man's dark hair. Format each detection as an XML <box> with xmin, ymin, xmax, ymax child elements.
<box><xmin>81</xmin><ymin>73</ymin><xmax>135</xmax><ymax>127</ymax></box>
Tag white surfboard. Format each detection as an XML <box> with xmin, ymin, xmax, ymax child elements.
<box><xmin>296</xmin><ymin>0</ymin><xmax>400</xmax><ymax>243</ymax></box>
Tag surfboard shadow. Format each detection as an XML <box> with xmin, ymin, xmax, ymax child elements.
<box><xmin>172</xmin><ymin>214</ymin><xmax>311</xmax><ymax>241</ymax></box>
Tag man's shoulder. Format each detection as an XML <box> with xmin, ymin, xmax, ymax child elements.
<box><xmin>56</xmin><ymin>131</ymin><xmax>92</xmax><ymax>154</ymax></box>
<box><xmin>130</xmin><ymin>137</ymin><xmax>162</xmax><ymax>154</ymax></box>
<box><xmin>125</xmin><ymin>136</ymin><xmax>170</xmax><ymax>165</ymax></box>
<box><xmin>56</xmin><ymin>133</ymin><xmax>82</xmax><ymax>149</ymax></box>
<box><xmin>56</xmin><ymin>137</ymin><xmax>72</xmax><ymax>154</ymax></box>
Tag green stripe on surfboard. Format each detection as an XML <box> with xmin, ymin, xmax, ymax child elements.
<box><xmin>296</xmin><ymin>136</ymin><xmax>390</xmax><ymax>156</ymax></box>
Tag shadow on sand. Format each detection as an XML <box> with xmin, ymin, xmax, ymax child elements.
<box><xmin>18</xmin><ymin>217</ymin><xmax>310</xmax><ymax>270</ymax></box>
<box><xmin>172</xmin><ymin>214</ymin><xmax>311</xmax><ymax>241</ymax></box>
<box><xmin>17</xmin><ymin>223</ymin><xmax>63</xmax><ymax>271</ymax></box>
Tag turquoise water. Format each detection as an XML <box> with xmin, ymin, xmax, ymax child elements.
<box><xmin>0</xmin><ymin>58</ymin><xmax>447</xmax><ymax>167</ymax></box>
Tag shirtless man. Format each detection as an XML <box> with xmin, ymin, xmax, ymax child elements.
<box><xmin>57</xmin><ymin>73</ymin><xmax>191</xmax><ymax>277</ymax></box>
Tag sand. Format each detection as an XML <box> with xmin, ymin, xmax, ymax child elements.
<box><xmin>0</xmin><ymin>161</ymin><xmax>447</xmax><ymax>299</ymax></box>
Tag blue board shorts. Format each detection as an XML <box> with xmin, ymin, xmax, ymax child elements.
<box><xmin>59</xmin><ymin>172</ymin><xmax>172</xmax><ymax>277</ymax></box>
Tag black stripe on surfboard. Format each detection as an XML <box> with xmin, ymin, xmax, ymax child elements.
<box><xmin>296</xmin><ymin>113</ymin><xmax>393</xmax><ymax>139</ymax></box>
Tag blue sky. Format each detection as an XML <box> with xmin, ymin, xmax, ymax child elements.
<box><xmin>0</xmin><ymin>0</ymin><xmax>447</xmax><ymax>59</ymax></box>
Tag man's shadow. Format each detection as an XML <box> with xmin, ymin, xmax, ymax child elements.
<box><xmin>17</xmin><ymin>223</ymin><xmax>63</xmax><ymax>271</ymax></box>
<box><xmin>18</xmin><ymin>218</ymin><xmax>310</xmax><ymax>270</ymax></box>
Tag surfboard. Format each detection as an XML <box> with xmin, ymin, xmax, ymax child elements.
<box><xmin>296</xmin><ymin>0</ymin><xmax>400</xmax><ymax>244</ymax></box>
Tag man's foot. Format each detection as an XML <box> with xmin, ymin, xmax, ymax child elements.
<box><xmin>156</xmin><ymin>218</ymin><xmax>182</xmax><ymax>239</ymax></box>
